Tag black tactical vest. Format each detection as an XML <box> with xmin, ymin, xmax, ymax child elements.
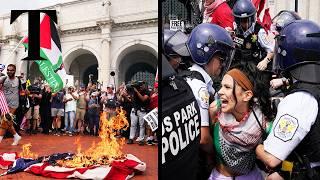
<box><xmin>287</xmin><ymin>82</ymin><xmax>320</xmax><ymax>162</ymax></box>
<box><xmin>233</xmin><ymin>23</ymin><xmax>267</xmax><ymax>65</ymax></box>
<box><xmin>161</xmin><ymin>74</ymin><xmax>201</xmax><ymax>180</ymax></box>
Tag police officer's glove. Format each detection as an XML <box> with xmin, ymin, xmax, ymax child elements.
<box><xmin>270</xmin><ymin>78</ymin><xmax>284</xmax><ymax>89</ymax></box>
<box><xmin>257</xmin><ymin>58</ymin><xmax>269</xmax><ymax>71</ymax></box>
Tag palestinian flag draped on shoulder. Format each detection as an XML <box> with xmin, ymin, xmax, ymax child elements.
<box><xmin>22</xmin><ymin>14</ymin><xmax>68</xmax><ymax>93</ymax></box>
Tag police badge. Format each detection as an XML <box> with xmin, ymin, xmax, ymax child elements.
<box><xmin>251</xmin><ymin>34</ymin><xmax>257</xmax><ymax>43</ymax></box>
<box><xmin>274</xmin><ymin>114</ymin><xmax>299</xmax><ymax>142</ymax></box>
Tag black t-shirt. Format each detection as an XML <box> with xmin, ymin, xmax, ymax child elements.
<box><xmin>133</xmin><ymin>89</ymin><xmax>150</xmax><ymax>110</ymax></box>
<box><xmin>28</xmin><ymin>85</ymin><xmax>42</xmax><ymax>106</ymax></box>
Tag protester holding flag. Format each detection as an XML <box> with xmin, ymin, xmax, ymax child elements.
<box><xmin>0</xmin><ymin>64</ymin><xmax>22</xmax><ymax>145</ymax></box>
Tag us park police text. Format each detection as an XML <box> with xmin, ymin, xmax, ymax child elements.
<box><xmin>162</xmin><ymin>101</ymin><xmax>200</xmax><ymax>164</ymax></box>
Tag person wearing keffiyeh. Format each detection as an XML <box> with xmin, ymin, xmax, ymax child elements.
<box><xmin>209</xmin><ymin>62</ymin><xmax>273</xmax><ymax>179</ymax></box>
<box><xmin>202</xmin><ymin>0</ymin><xmax>234</xmax><ymax>31</ymax></box>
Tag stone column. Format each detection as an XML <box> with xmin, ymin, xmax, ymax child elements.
<box><xmin>99</xmin><ymin>37</ymin><xmax>111</xmax><ymax>87</ymax></box>
<box><xmin>5</xmin><ymin>36</ymin><xmax>19</xmax><ymax>66</ymax></box>
<box><xmin>97</xmin><ymin>19</ymin><xmax>113</xmax><ymax>88</ymax></box>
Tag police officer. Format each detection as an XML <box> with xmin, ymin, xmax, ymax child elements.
<box><xmin>232</xmin><ymin>0</ymin><xmax>274</xmax><ymax>71</ymax></box>
<box><xmin>161</xmin><ymin>54</ymin><xmax>201</xmax><ymax>180</ymax></box>
<box><xmin>163</xmin><ymin>29</ymin><xmax>189</xmax><ymax>71</ymax></box>
<box><xmin>255</xmin><ymin>20</ymin><xmax>320</xmax><ymax>180</ymax></box>
<box><xmin>269</xmin><ymin>10</ymin><xmax>301</xmax><ymax>89</ymax></box>
<box><xmin>176</xmin><ymin>23</ymin><xmax>234</xmax><ymax>179</ymax></box>
<box><xmin>271</xmin><ymin>10</ymin><xmax>301</xmax><ymax>35</ymax></box>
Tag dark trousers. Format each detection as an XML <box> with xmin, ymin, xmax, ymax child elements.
<box><xmin>88</xmin><ymin>114</ymin><xmax>99</xmax><ymax>136</ymax></box>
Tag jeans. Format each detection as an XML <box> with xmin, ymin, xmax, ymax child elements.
<box><xmin>129</xmin><ymin>109</ymin><xmax>146</xmax><ymax>140</ymax></box>
<box><xmin>65</xmin><ymin>111</ymin><xmax>75</xmax><ymax>133</ymax></box>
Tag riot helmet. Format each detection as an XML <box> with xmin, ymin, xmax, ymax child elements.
<box><xmin>272</xmin><ymin>10</ymin><xmax>301</xmax><ymax>33</ymax></box>
<box><xmin>233</xmin><ymin>0</ymin><xmax>256</xmax><ymax>34</ymax></box>
<box><xmin>163</xmin><ymin>29</ymin><xmax>189</xmax><ymax>57</ymax></box>
<box><xmin>273</xmin><ymin>20</ymin><xmax>320</xmax><ymax>84</ymax></box>
<box><xmin>163</xmin><ymin>29</ymin><xmax>189</xmax><ymax>69</ymax></box>
<box><xmin>175</xmin><ymin>23</ymin><xmax>234</xmax><ymax>75</ymax></box>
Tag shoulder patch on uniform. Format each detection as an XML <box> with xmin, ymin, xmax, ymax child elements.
<box><xmin>274</xmin><ymin>114</ymin><xmax>299</xmax><ymax>142</ymax></box>
<box><xmin>198</xmin><ymin>87</ymin><xmax>209</xmax><ymax>109</ymax></box>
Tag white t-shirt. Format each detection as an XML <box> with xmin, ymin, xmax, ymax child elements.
<box><xmin>65</xmin><ymin>93</ymin><xmax>78</xmax><ymax>112</ymax></box>
<box><xmin>264</xmin><ymin>91</ymin><xmax>318</xmax><ymax>160</ymax></box>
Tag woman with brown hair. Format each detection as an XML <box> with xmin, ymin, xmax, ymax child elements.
<box><xmin>209</xmin><ymin>62</ymin><xmax>273</xmax><ymax>179</ymax></box>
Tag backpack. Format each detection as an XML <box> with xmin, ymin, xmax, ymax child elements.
<box><xmin>161</xmin><ymin>55</ymin><xmax>201</xmax><ymax>180</ymax></box>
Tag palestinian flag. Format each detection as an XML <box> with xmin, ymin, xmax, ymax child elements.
<box><xmin>23</xmin><ymin>14</ymin><xmax>67</xmax><ymax>93</ymax></box>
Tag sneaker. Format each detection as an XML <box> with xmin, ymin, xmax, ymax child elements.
<box><xmin>135</xmin><ymin>137</ymin><xmax>143</xmax><ymax>142</ymax></box>
<box><xmin>12</xmin><ymin>135</ymin><xmax>22</xmax><ymax>146</ymax></box>
<box><xmin>139</xmin><ymin>140</ymin><xmax>145</xmax><ymax>146</ymax></box>
<box><xmin>68</xmin><ymin>133</ymin><xmax>73</xmax><ymax>137</ymax></box>
<box><xmin>147</xmin><ymin>140</ymin><xmax>153</xmax><ymax>146</ymax></box>
<box><xmin>127</xmin><ymin>139</ymin><xmax>133</xmax><ymax>144</ymax></box>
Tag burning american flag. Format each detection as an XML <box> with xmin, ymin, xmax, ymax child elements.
<box><xmin>0</xmin><ymin>108</ymin><xmax>146</xmax><ymax>179</ymax></box>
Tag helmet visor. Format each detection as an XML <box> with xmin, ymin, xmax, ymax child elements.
<box><xmin>167</xmin><ymin>31</ymin><xmax>189</xmax><ymax>56</ymax></box>
<box><xmin>235</xmin><ymin>15</ymin><xmax>255</xmax><ymax>33</ymax></box>
<box><xmin>273</xmin><ymin>35</ymin><xmax>286</xmax><ymax>75</ymax></box>
<box><xmin>214</xmin><ymin>41</ymin><xmax>235</xmax><ymax>77</ymax></box>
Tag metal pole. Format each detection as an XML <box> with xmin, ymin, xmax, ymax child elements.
<box><xmin>26</xmin><ymin>61</ymin><xmax>30</xmax><ymax>83</ymax></box>
<box><xmin>113</xmin><ymin>76</ymin><xmax>116</xmax><ymax>93</ymax></box>
<box><xmin>295</xmin><ymin>0</ymin><xmax>298</xmax><ymax>12</ymax></box>
<box><xmin>6</xmin><ymin>37</ymin><xmax>25</xmax><ymax>64</ymax></box>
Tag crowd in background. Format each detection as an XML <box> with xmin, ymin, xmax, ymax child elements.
<box><xmin>0</xmin><ymin>64</ymin><xmax>158</xmax><ymax>146</ymax></box>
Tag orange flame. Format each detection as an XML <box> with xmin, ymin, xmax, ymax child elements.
<box><xmin>58</xmin><ymin>107</ymin><xmax>129</xmax><ymax>167</ymax></box>
<box><xmin>19</xmin><ymin>143</ymin><xmax>38</xmax><ymax>159</ymax></box>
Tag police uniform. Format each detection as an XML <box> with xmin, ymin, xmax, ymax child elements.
<box><xmin>234</xmin><ymin>22</ymin><xmax>274</xmax><ymax>66</ymax></box>
<box><xmin>162</xmin><ymin>55</ymin><xmax>202</xmax><ymax>180</ymax></box>
<box><xmin>186</xmin><ymin>64</ymin><xmax>215</xmax><ymax>127</ymax></box>
<box><xmin>264</xmin><ymin>91</ymin><xmax>318</xmax><ymax>161</ymax></box>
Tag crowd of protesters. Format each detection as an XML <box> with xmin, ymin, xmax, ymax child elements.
<box><xmin>0</xmin><ymin>64</ymin><xmax>158</xmax><ymax>146</ymax></box>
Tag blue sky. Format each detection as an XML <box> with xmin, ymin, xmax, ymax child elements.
<box><xmin>0</xmin><ymin>0</ymin><xmax>73</xmax><ymax>15</ymax></box>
